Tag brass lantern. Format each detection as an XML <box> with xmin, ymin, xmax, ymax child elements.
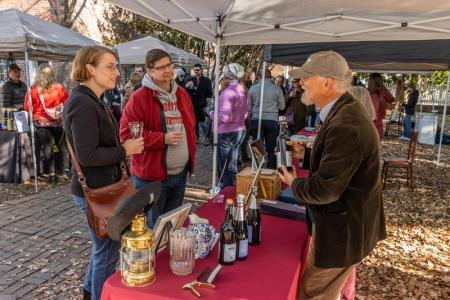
<box><xmin>120</xmin><ymin>213</ymin><xmax>155</xmax><ymax>287</ymax></box>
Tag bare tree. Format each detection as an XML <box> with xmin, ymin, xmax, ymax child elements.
<box><xmin>53</xmin><ymin>0</ymin><xmax>87</xmax><ymax>28</ymax></box>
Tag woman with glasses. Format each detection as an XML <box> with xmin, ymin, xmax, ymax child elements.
<box><xmin>120</xmin><ymin>49</ymin><xmax>196</xmax><ymax>227</ymax></box>
<box><xmin>64</xmin><ymin>46</ymin><xmax>144</xmax><ymax>300</ymax></box>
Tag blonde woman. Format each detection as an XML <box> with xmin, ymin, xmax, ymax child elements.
<box><xmin>367</xmin><ymin>73</ymin><xmax>395</xmax><ymax>138</ymax></box>
<box><xmin>122</xmin><ymin>71</ymin><xmax>143</xmax><ymax>109</ymax></box>
<box><xmin>24</xmin><ymin>64</ymin><xmax>69</xmax><ymax>182</ymax></box>
<box><xmin>349</xmin><ymin>86</ymin><xmax>376</xmax><ymax>121</ymax></box>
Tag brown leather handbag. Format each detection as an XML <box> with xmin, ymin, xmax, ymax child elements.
<box><xmin>66</xmin><ymin>139</ymin><xmax>136</xmax><ymax>239</ymax></box>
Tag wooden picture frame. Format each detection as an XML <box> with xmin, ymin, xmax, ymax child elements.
<box><xmin>153</xmin><ymin>202</ymin><xmax>192</xmax><ymax>252</ymax></box>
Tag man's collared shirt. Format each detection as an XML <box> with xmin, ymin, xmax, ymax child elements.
<box><xmin>319</xmin><ymin>96</ymin><xmax>339</xmax><ymax>122</ymax></box>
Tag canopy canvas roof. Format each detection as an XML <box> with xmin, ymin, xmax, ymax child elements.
<box><xmin>116</xmin><ymin>35</ymin><xmax>205</xmax><ymax>68</ymax></box>
<box><xmin>105</xmin><ymin>0</ymin><xmax>450</xmax><ymax>46</ymax></box>
<box><xmin>0</xmin><ymin>8</ymin><xmax>100</xmax><ymax>61</ymax></box>
<box><xmin>264</xmin><ymin>40</ymin><xmax>450</xmax><ymax>73</ymax></box>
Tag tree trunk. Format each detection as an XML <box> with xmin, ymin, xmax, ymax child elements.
<box><xmin>56</xmin><ymin>0</ymin><xmax>87</xmax><ymax>28</ymax></box>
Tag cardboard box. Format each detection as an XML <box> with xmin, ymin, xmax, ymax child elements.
<box><xmin>236</xmin><ymin>167</ymin><xmax>281</xmax><ymax>200</ymax></box>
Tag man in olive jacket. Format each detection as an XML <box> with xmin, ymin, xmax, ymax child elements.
<box><xmin>278</xmin><ymin>51</ymin><xmax>386</xmax><ymax>299</ymax></box>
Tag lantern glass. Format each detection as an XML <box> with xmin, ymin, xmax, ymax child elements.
<box><xmin>121</xmin><ymin>247</ymin><xmax>155</xmax><ymax>285</ymax></box>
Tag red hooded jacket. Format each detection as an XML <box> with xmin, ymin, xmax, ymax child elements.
<box><xmin>120</xmin><ymin>86</ymin><xmax>196</xmax><ymax>181</ymax></box>
<box><xmin>24</xmin><ymin>83</ymin><xmax>68</xmax><ymax>121</ymax></box>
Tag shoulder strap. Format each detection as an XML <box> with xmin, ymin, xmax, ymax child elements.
<box><xmin>101</xmin><ymin>99</ymin><xmax>122</xmax><ymax>146</ymax></box>
<box><xmin>66</xmin><ymin>136</ymin><xmax>130</xmax><ymax>192</ymax></box>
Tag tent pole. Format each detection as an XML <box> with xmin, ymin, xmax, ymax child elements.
<box><xmin>437</xmin><ymin>71</ymin><xmax>449</xmax><ymax>163</ymax></box>
<box><xmin>257</xmin><ymin>62</ymin><xmax>267</xmax><ymax>139</ymax></box>
<box><xmin>431</xmin><ymin>76</ymin><xmax>435</xmax><ymax>113</ymax></box>
<box><xmin>206</xmin><ymin>42</ymin><xmax>211</xmax><ymax>78</ymax></box>
<box><xmin>211</xmin><ymin>37</ymin><xmax>221</xmax><ymax>196</ymax></box>
<box><xmin>24</xmin><ymin>50</ymin><xmax>39</xmax><ymax>193</ymax></box>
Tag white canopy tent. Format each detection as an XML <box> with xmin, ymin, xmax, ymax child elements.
<box><xmin>0</xmin><ymin>8</ymin><xmax>101</xmax><ymax>191</ymax></box>
<box><xmin>116</xmin><ymin>35</ymin><xmax>206</xmax><ymax>68</ymax></box>
<box><xmin>105</xmin><ymin>0</ymin><xmax>450</xmax><ymax>191</ymax></box>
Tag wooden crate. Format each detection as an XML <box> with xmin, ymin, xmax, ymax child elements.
<box><xmin>235</xmin><ymin>167</ymin><xmax>281</xmax><ymax>200</ymax></box>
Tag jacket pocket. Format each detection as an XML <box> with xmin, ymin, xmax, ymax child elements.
<box><xmin>313</xmin><ymin>211</ymin><xmax>352</xmax><ymax>268</ymax></box>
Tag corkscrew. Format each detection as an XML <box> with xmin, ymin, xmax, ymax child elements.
<box><xmin>182</xmin><ymin>265</ymin><xmax>222</xmax><ymax>297</ymax></box>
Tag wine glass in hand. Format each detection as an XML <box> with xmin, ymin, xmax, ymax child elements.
<box><xmin>129</xmin><ymin>121</ymin><xmax>144</xmax><ymax>139</ymax></box>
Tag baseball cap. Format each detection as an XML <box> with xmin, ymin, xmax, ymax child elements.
<box><xmin>289</xmin><ymin>51</ymin><xmax>352</xmax><ymax>81</ymax></box>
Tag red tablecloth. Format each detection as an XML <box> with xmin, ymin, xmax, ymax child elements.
<box><xmin>297</xmin><ymin>129</ymin><xmax>317</xmax><ymax>137</ymax></box>
<box><xmin>101</xmin><ymin>187</ymin><xmax>310</xmax><ymax>300</ymax></box>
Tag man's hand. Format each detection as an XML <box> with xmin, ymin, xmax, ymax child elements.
<box><xmin>165</xmin><ymin>132</ymin><xmax>182</xmax><ymax>145</ymax></box>
<box><xmin>278</xmin><ymin>165</ymin><xmax>296</xmax><ymax>186</ymax></box>
<box><xmin>286</xmin><ymin>140</ymin><xmax>306</xmax><ymax>159</ymax></box>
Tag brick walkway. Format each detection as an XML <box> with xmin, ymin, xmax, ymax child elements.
<box><xmin>0</xmin><ymin>144</ymin><xmax>217</xmax><ymax>299</ymax></box>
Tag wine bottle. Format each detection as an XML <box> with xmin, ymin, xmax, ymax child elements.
<box><xmin>3</xmin><ymin>109</ymin><xmax>9</xmax><ymax>130</ymax></box>
<box><xmin>218</xmin><ymin>199</ymin><xmax>237</xmax><ymax>265</ymax></box>
<box><xmin>234</xmin><ymin>194</ymin><xmax>248</xmax><ymax>261</ymax></box>
<box><xmin>276</xmin><ymin>116</ymin><xmax>292</xmax><ymax>172</ymax></box>
<box><xmin>247</xmin><ymin>186</ymin><xmax>261</xmax><ymax>245</ymax></box>
<box><xmin>7</xmin><ymin>110</ymin><xmax>14</xmax><ymax>131</ymax></box>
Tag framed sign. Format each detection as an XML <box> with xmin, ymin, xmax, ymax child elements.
<box><xmin>154</xmin><ymin>202</ymin><xmax>192</xmax><ymax>252</ymax></box>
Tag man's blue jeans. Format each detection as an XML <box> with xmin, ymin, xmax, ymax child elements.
<box><xmin>251</xmin><ymin>120</ymin><xmax>279</xmax><ymax>169</ymax></box>
<box><xmin>132</xmin><ymin>167</ymin><xmax>188</xmax><ymax>228</ymax></box>
<box><xmin>72</xmin><ymin>195</ymin><xmax>121</xmax><ymax>300</ymax></box>
<box><xmin>218</xmin><ymin>130</ymin><xmax>245</xmax><ymax>187</ymax></box>
<box><xmin>403</xmin><ymin>114</ymin><xmax>413</xmax><ymax>138</ymax></box>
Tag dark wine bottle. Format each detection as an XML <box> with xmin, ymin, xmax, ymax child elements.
<box><xmin>247</xmin><ymin>186</ymin><xmax>261</xmax><ymax>245</ymax></box>
<box><xmin>218</xmin><ymin>199</ymin><xmax>237</xmax><ymax>265</ymax></box>
<box><xmin>234</xmin><ymin>194</ymin><xmax>248</xmax><ymax>261</ymax></box>
<box><xmin>277</xmin><ymin>116</ymin><xmax>292</xmax><ymax>172</ymax></box>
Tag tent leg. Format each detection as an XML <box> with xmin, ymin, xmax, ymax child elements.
<box><xmin>211</xmin><ymin>38</ymin><xmax>221</xmax><ymax>196</ymax></box>
<box><xmin>437</xmin><ymin>71</ymin><xmax>449</xmax><ymax>163</ymax></box>
<box><xmin>25</xmin><ymin>50</ymin><xmax>39</xmax><ymax>193</ymax></box>
<box><xmin>257</xmin><ymin>62</ymin><xmax>267</xmax><ymax>140</ymax></box>
<box><xmin>206</xmin><ymin>42</ymin><xmax>211</xmax><ymax>78</ymax></box>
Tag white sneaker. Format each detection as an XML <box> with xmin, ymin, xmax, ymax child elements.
<box><xmin>399</xmin><ymin>136</ymin><xmax>407</xmax><ymax>140</ymax></box>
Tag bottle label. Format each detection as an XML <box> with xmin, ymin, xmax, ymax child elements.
<box><xmin>238</xmin><ymin>239</ymin><xmax>248</xmax><ymax>257</ymax></box>
<box><xmin>223</xmin><ymin>243</ymin><xmax>236</xmax><ymax>262</ymax></box>
<box><xmin>248</xmin><ymin>225</ymin><xmax>253</xmax><ymax>242</ymax></box>
<box><xmin>286</xmin><ymin>151</ymin><xmax>292</xmax><ymax>167</ymax></box>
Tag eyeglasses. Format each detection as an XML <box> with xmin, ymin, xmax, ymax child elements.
<box><xmin>193</xmin><ymin>68</ymin><xmax>201</xmax><ymax>72</ymax></box>
<box><xmin>105</xmin><ymin>65</ymin><xmax>119</xmax><ymax>72</ymax></box>
<box><xmin>152</xmin><ymin>62</ymin><xmax>174</xmax><ymax>72</ymax></box>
